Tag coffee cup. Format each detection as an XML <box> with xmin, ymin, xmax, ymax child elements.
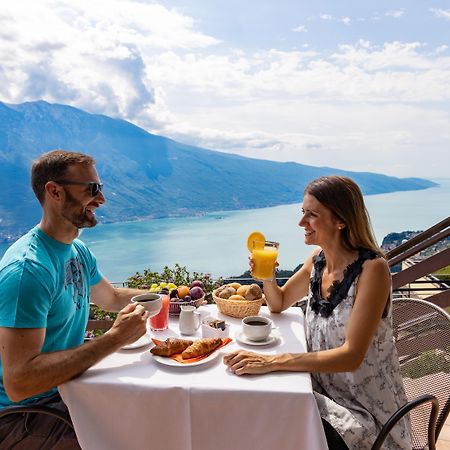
<box><xmin>242</xmin><ymin>316</ymin><xmax>272</xmax><ymax>341</ymax></box>
<box><xmin>131</xmin><ymin>293</ymin><xmax>162</xmax><ymax>318</ymax></box>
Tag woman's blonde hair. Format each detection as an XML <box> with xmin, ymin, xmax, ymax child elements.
<box><xmin>304</xmin><ymin>176</ymin><xmax>384</xmax><ymax>256</ymax></box>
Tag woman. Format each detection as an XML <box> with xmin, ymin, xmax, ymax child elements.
<box><xmin>223</xmin><ymin>176</ymin><xmax>411</xmax><ymax>450</ymax></box>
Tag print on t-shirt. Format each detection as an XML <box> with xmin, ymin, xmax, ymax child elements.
<box><xmin>64</xmin><ymin>258</ymin><xmax>86</xmax><ymax>309</ymax></box>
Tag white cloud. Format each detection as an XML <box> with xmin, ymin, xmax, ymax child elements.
<box><xmin>386</xmin><ymin>10</ymin><xmax>405</xmax><ymax>18</ymax></box>
<box><xmin>341</xmin><ymin>17</ymin><xmax>351</xmax><ymax>25</ymax></box>
<box><xmin>292</xmin><ymin>25</ymin><xmax>307</xmax><ymax>33</ymax></box>
<box><xmin>319</xmin><ymin>14</ymin><xmax>333</xmax><ymax>21</ymax></box>
<box><xmin>144</xmin><ymin>41</ymin><xmax>450</xmax><ymax>177</ymax></box>
<box><xmin>430</xmin><ymin>8</ymin><xmax>450</xmax><ymax>21</ymax></box>
<box><xmin>148</xmin><ymin>43</ymin><xmax>450</xmax><ymax>104</ymax></box>
<box><xmin>0</xmin><ymin>0</ymin><xmax>219</xmax><ymax>121</ymax></box>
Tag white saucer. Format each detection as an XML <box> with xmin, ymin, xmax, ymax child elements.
<box><xmin>235</xmin><ymin>331</ymin><xmax>280</xmax><ymax>346</ymax></box>
<box><xmin>121</xmin><ymin>334</ymin><xmax>152</xmax><ymax>350</ymax></box>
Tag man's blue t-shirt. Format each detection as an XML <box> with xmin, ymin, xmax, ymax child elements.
<box><xmin>0</xmin><ymin>226</ymin><xmax>102</xmax><ymax>408</ymax></box>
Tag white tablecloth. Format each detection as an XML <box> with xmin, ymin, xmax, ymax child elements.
<box><xmin>59</xmin><ymin>305</ymin><xmax>327</xmax><ymax>450</ymax></box>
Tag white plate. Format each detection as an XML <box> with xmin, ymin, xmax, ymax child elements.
<box><xmin>152</xmin><ymin>348</ymin><xmax>221</xmax><ymax>367</ymax></box>
<box><xmin>121</xmin><ymin>334</ymin><xmax>152</xmax><ymax>350</ymax></box>
<box><xmin>235</xmin><ymin>331</ymin><xmax>280</xmax><ymax>346</ymax></box>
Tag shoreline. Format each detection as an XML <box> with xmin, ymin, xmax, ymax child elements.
<box><xmin>1</xmin><ymin>180</ymin><xmax>446</xmax><ymax>245</ymax></box>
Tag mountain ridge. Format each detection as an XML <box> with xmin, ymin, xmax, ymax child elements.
<box><xmin>0</xmin><ymin>100</ymin><xmax>437</xmax><ymax>240</ymax></box>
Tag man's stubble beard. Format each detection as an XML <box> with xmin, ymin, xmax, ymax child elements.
<box><xmin>62</xmin><ymin>188</ymin><xmax>98</xmax><ymax>229</ymax></box>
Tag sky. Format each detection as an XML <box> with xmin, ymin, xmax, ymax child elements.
<box><xmin>1</xmin><ymin>0</ymin><xmax>449</xmax><ymax>179</ymax></box>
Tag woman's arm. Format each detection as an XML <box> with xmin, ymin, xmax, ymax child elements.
<box><xmin>263</xmin><ymin>249</ymin><xmax>318</xmax><ymax>313</ymax></box>
<box><xmin>224</xmin><ymin>257</ymin><xmax>391</xmax><ymax>375</ymax></box>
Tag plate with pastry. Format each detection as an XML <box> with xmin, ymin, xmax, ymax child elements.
<box><xmin>150</xmin><ymin>337</ymin><xmax>232</xmax><ymax>367</ymax></box>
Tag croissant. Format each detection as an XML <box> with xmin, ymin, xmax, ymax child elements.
<box><xmin>150</xmin><ymin>338</ymin><xmax>193</xmax><ymax>356</ymax></box>
<box><xmin>181</xmin><ymin>338</ymin><xmax>222</xmax><ymax>359</ymax></box>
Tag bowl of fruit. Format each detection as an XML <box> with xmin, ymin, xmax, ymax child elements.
<box><xmin>168</xmin><ymin>280</ymin><xmax>206</xmax><ymax>316</ymax></box>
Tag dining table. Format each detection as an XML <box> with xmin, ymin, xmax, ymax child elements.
<box><xmin>59</xmin><ymin>304</ymin><xmax>328</xmax><ymax>450</ymax></box>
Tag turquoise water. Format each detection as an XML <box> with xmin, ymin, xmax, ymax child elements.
<box><xmin>1</xmin><ymin>179</ymin><xmax>449</xmax><ymax>282</ymax></box>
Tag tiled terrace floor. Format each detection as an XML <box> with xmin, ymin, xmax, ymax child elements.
<box><xmin>437</xmin><ymin>417</ymin><xmax>450</xmax><ymax>450</ymax></box>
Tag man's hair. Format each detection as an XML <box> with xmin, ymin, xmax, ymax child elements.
<box><xmin>304</xmin><ymin>175</ymin><xmax>383</xmax><ymax>256</ymax></box>
<box><xmin>31</xmin><ymin>150</ymin><xmax>96</xmax><ymax>204</ymax></box>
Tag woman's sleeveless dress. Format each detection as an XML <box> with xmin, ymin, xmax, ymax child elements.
<box><xmin>305</xmin><ymin>250</ymin><xmax>412</xmax><ymax>449</ymax></box>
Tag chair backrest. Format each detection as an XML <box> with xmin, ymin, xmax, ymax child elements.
<box><xmin>392</xmin><ymin>298</ymin><xmax>450</xmax><ymax>448</ymax></box>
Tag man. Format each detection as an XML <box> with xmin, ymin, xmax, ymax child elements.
<box><xmin>0</xmin><ymin>150</ymin><xmax>151</xmax><ymax>449</ymax></box>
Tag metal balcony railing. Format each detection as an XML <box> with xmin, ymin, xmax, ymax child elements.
<box><xmin>386</xmin><ymin>216</ymin><xmax>450</xmax><ymax>308</ymax></box>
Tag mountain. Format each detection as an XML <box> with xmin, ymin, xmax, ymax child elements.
<box><xmin>0</xmin><ymin>100</ymin><xmax>437</xmax><ymax>240</ymax></box>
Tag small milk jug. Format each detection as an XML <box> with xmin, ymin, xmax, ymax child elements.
<box><xmin>179</xmin><ymin>305</ymin><xmax>201</xmax><ymax>335</ymax></box>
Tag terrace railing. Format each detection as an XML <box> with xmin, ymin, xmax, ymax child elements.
<box><xmin>386</xmin><ymin>216</ymin><xmax>450</xmax><ymax>308</ymax></box>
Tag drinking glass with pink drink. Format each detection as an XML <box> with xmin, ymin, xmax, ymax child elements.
<box><xmin>149</xmin><ymin>294</ymin><xmax>170</xmax><ymax>331</ymax></box>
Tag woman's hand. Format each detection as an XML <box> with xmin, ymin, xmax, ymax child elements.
<box><xmin>248</xmin><ymin>255</ymin><xmax>255</xmax><ymax>276</ymax></box>
<box><xmin>223</xmin><ymin>350</ymin><xmax>278</xmax><ymax>375</ymax></box>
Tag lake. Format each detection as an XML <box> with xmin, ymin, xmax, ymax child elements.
<box><xmin>1</xmin><ymin>178</ymin><xmax>449</xmax><ymax>282</ymax></box>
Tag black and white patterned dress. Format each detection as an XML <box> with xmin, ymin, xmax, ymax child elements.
<box><xmin>305</xmin><ymin>250</ymin><xmax>412</xmax><ymax>450</ymax></box>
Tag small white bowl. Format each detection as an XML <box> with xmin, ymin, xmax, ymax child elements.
<box><xmin>201</xmin><ymin>319</ymin><xmax>230</xmax><ymax>338</ymax></box>
<box><xmin>131</xmin><ymin>293</ymin><xmax>162</xmax><ymax>318</ymax></box>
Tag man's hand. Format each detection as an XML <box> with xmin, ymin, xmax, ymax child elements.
<box><xmin>106</xmin><ymin>303</ymin><xmax>149</xmax><ymax>347</ymax></box>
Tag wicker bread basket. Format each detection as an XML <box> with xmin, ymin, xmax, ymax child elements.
<box><xmin>213</xmin><ymin>289</ymin><xmax>264</xmax><ymax>318</ymax></box>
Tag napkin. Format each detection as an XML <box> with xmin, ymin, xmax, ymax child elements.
<box><xmin>151</xmin><ymin>338</ymin><xmax>232</xmax><ymax>364</ymax></box>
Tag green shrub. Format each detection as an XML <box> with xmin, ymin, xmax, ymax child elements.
<box><xmin>402</xmin><ymin>349</ymin><xmax>450</xmax><ymax>379</ymax></box>
<box><xmin>125</xmin><ymin>263</ymin><xmax>222</xmax><ymax>302</ymax></box>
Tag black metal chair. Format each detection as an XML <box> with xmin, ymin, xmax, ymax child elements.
<box><xmin>371</xmin><ymin>297</ymin><xmax>450</xmax><ymax>450</ymax></box>
<box><xmin>0</xmin><ymin>391</ymin><xmax>74</xmax><ymax>428</ymax></box>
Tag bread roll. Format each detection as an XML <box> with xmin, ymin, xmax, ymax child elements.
<box><xmin>229</xmin><ymin>282</ymin><xmax>241</xmax><ymax>290</ymax></box>
<box><xmin>245</xmin><ymin>284</ymin><xmax>262</xmax><ymax>300</ymax></box>
<box><xmin>229</xmin><ymin>294</ymin><xmax>246</xmax><ymax>301</ymax></box>
<box><xmin>215</xmin><ymin>285</ymin><xmax>226</xmax><ymax>295</ymax></box>
<box><xmin>236</xmin><ymin>285</ymin><xmax>249</xmax><ymax>297</ymax></box>
<box><xmin>218</xmin><ymin>286</ymin><xmax>236</xmax><ymax>299</ymax></box>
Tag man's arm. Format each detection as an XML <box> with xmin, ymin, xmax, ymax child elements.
<box><xmin>0</xmin><ymin>302</ymin><xmax>148</xmax><ymax>402</ymax></box>
<box><xmin>90</xmin><ymin>277</ymin><xmax>149</xmax><ymax>312</ymax></box>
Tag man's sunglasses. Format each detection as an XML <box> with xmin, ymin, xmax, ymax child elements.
<box><xmin>53</xmin><ymin>180</ymin><xmax>104</xmax><ymax>197</ymax></box>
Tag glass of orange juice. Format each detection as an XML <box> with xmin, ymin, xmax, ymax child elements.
<box><xmin>251</xmin><ymin>240</ymin><xmax>279</xmax><ymax>281</ymax></box>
